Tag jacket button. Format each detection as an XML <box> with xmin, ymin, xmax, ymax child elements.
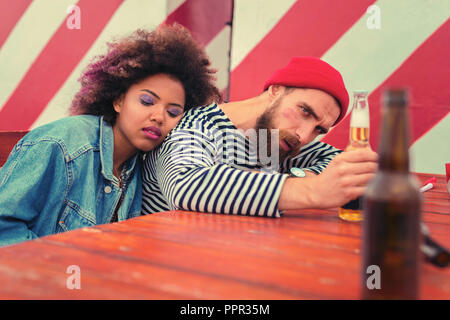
<box><xmin>104</xmin><ymin>186</ymin><xmax>112</xmax><ymax>194</ymax></box>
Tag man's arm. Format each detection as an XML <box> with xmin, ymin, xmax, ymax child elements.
<box><xmin>155</xmin><ymin>128</ymin><xmax>377</xmax><ymax>216</ymax></box>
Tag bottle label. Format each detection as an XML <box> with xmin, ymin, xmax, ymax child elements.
<box><xmin>347</xmin><ymin>127</ymin><xmax>369</xmax><ymax>150</ymax></box>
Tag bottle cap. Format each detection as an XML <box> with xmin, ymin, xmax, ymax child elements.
<box><xmin>424</xmin><ymin>177</ymin><xmax>437</xmax><ymax>185</ymax></box>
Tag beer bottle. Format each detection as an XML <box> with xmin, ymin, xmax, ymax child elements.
<box><xmin>338</xmin><ymin>91</ymin><xmax>370</xmax><ymax>222</ymax></box>
<box><xmin>361</xmin><ymin>88</ymin><xmax>422</xmax><ymax>300</ymax></box>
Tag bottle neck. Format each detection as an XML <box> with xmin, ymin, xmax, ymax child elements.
<box><xmin>378</xmin><ymin>104</ymin><xmax>410</xmax><ymax>173</ymax></box>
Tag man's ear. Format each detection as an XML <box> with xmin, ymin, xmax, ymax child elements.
<box><xmin>113</xmin><ymin>94</ymin><xmax>124</xmax><ymax>113</ymax></box>
<box><xmin>267</xmin><ymin>85</ymin><xmax>285</xmax><ymax>101</ymax></box>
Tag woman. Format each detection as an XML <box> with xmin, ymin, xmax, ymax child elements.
<box><xmin>0</xmin><ymin>24</ymin><xmax>221</xmax><ymax>246</ymax></box>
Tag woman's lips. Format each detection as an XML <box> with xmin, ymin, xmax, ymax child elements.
<box><xmin>143</xmin><ymin>126</ymin><xmax>162</xmax><ymax>140</ymax></box>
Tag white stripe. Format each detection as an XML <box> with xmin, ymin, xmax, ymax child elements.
<box><xmin>410</xmin><ymin>113</ymin><xmax>450</xmax><ymax>174</ymax></box>
<box><xmin>228</xmin><ymin>172</ymin><xmax>253</xmax><ymax>213</ymax></box>
<box><xmin>219</xmin><ymin>169</ymin><xmax>244</xmax><ymax>213</ymax></box>
<box><xmin>203</xmin><ymin>167</ymin><xmax>230</xmax><ymax>212</ymax></box>
<box><xmin>230</xmin><ymin>0</ymin><xmax>297</xmax><ymax>70</ymax></box>
<box><xmin>0</xmin><ymin>0</ymin><xmax>74</xmax><ymax>112</ymax></box>
<box><xmin>259</xmin><ymin>175</ymin><xmax>279</xmax><ymax>216</ymax></box>
<box><xmin>252</xmin><ymin>175</ymin><xmax>272</xmax><ymax>216</ymax></box>
<box><xmin>239</xmin><ymin>174</ymin><xmax>263</xmax><ymax>215</ymax></box>
<box><xmin>166</xmin><ymin>0</ymin><xmax>186</xmax><ymax>14</ymax></box>
<box><xmin>206</xmin><ymin>26</ymin><xmax>232</xmax><ymax>92</ymax></box>
<box><xmin>31</xmin><ymin>0</ymin><xmax>168</xmax><ymax>129</ymax></box>
<box><xmin>321</xmin><ymin>0</ymin><xmax>450</xmax><ymax>119</ymax></box>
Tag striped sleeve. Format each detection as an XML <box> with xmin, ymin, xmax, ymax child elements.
<box><xmin>155</xmin><ymin>127</ymin><xmax>288</xmax><ymax>218</ymax></box>
<box><xmin>280</xmin><ymin>140</ymin><xmax>342</xmax><ymax>174</ymax></box>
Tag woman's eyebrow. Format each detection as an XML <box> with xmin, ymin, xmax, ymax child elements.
<box><xmin>141</xmin><ymin>89</ymin><xmax>159</xmax><ymax>99</ymax></box>
<box><xmin>140</xmin><ymin>89</ymin><xmax>183</xmax><ymax>108</ymax></box>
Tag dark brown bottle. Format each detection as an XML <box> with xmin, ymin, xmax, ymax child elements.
<box><xmin>361</xmin><ymin>89</ymin><xmax>422</xmax><ymax>300</ymax></box>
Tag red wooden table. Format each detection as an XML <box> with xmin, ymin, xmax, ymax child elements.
<box><xmin>0</xmin><ymin>173</ymin><xmax>448</xmax><ymax>299</ymax></box>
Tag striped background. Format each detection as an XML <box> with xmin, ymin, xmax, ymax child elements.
<box><xmin>0</xmin><ymin>0</ymin><xmax>449</xmax><ymax>174</ymax></box>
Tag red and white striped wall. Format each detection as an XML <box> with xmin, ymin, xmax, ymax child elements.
<box><xmin>0</xmin><ymin>0</ymin><xmax>449</xmax><ymax>174</ymax></box>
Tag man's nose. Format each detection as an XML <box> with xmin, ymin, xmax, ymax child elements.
<box><xmin>295</xmin><ymin>124</ymin><xmax>315</xmax><ymax>146</ymax></box>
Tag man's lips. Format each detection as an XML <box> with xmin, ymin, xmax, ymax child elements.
<box><xmin>280</xmin><ymin>136</ymin><xmax>301</xmax><ymax>154</ymax></box>
<box><xmin>280</xmin><ymin>139</ymin><xmax>293</xmax><ymax>152</ymax></box>
<box><xmin>143</xmin><ymin>126</ymin><xmax>162</xmax><ymax>140</ymax></box>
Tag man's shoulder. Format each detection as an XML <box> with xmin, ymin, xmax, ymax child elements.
<box><xmin>175</xmin><ymin>103</ymin><xmax>230</xmax><ymax>132</ymax></box>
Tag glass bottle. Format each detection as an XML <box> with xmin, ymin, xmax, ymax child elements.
<box><xmin>361</xmin><ymin>88</ymin><xmax>422</xmax><ymax>300</ymax></box>
<box><xmin>338</xmin><ymin>91</ymin><xmax>370</xmax><ymax>222</ymax></box>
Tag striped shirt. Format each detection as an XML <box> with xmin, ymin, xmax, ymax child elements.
<box><xmin>142</xmin><ymin>103</ymin><xmax>342</xmax><ymax>217</ymax></box>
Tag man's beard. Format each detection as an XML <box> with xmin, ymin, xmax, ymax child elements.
<box><xmin>254</xmin><ymin>98</ymin><xmax>301</xmax><ymax>167</ymax></box>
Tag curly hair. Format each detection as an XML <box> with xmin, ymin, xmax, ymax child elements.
<box><xmin>70</xmin><ymin>24</ymin><xmax>222</xmax><ymax>125</ymax></box>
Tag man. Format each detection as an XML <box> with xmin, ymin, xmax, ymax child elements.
<box><xmin>141</xmin><ymin>56</ymin><xmax>378</xmax><ymax>217</ymax></box>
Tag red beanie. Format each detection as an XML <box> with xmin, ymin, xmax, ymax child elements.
<box><xmin>263</xmin><ymin>56</ymin><xmax>349</xmax><ymax>126</ymax></box>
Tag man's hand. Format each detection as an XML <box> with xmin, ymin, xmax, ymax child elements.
<box><xmin>279</xmin><ymin>149</ymin><xmax>378</xmax><ymax>210</ymax></box>
<box><xmin>310</xmin><ymin>148</ymin><xmax>378</xmax><ymax>208</ymax></box>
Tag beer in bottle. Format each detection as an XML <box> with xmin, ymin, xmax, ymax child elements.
<box><xmin>361</xmin><ymin>88</ymin><xmax>422</xmax><ymax>300</ymax></box>
<box><xmin>338</xmin><ymin>91</ymin><xmax>370</xmax><ymax>222</ymax></box>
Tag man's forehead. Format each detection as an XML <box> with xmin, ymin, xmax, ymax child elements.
<box><xmin>288</xmin><ymin>87</ymin><xmax>339</xmax><ymax>108</ymax></box>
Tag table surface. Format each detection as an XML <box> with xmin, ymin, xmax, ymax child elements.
<box><xmin>0</xmin><ymin>173</ymin><xmax>449</xmax><ymax>299</ymax></box>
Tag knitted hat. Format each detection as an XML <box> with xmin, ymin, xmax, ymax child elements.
<box><xmin>263</xmin><ymin>56</ymin><xmax>349</xmax><ymax>126</ymax></box>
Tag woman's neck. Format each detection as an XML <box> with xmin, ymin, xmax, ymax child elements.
<box><xmin>112</xmin><ymin>125</ymin><xmax>137</xmax><ymax>178</ymax></box>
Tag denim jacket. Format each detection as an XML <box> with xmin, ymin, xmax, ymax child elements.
<box><xmin>0</xmin><ymin>115</ymin><xmax>142</xmax><ymax>247</ymax></box>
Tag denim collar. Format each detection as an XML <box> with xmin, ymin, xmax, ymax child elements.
<box><xmin>99</xmin><ymin>116</ymin><xmax>138</xmax><ymax>183</ymax></box>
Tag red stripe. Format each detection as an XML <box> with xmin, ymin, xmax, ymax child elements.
<box><xmin>322</xmin><ymin>20</ymin><xmax>450</xmax><ymax>151</ymax></box>
<box><xmin>229</xmin><ymin>0</ymin><xmax>375</xmax><ymax>101</ymax></box>
<box><xmin>0</xmin><ymin>0</ymin><xmax>123</xmax><ymax>130</ymax></box>
<box><xmin>165</xmin><ymin>0</ymin><xmax>233</xmax><ymax>45</ymax></box>
<box><xmin>0</xmin><ymin>0</ymin><xmax>32</xmax><ymax>49</ymax></box>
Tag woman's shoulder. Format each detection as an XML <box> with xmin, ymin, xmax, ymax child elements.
<box><xmin>21</xmin><ymin>115</ymin><xmax>103</xmax><ymax>153</ymax></box>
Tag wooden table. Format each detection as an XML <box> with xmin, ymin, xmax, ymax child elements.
<box><xmin>0</xmin><ymin>173</ymin><xmax>448</xmax><ymax>299</ymax></box>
